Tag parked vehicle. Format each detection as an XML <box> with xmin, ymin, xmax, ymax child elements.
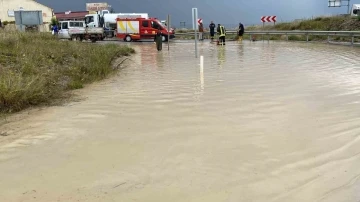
<box><xmin>85</xmin><ymin>10</ymin><xmax>149</xmax><ymax>38</ymax></box>
<box><xmin>351</xmin><ymin>4</ymin><xmax>360</xmax><ymax>16</ymax></box>
<box><xmin>116</xmin><ymin>17</ymin><xmax>175</xmax><ymax>42</ymax></box>
<box><xmin>57</xmin><ymin>20</ymin><xmax>104</xmax><ymax>42</ymax></box>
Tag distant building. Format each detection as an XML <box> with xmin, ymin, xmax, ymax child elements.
<box><xmin>0</xmin><ymin>0</ymin><xmax>53</xmax><ymax>23</ymax></box>
<box><xmin>54</xmin><ymin>11</ymin><xmax>89</xmax><ymax>21</ymax></box>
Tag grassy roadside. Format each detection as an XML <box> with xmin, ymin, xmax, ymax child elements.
<box><xmin>0</xmin><ymin>31</ymin><xmax>135</xmax><ymax>113</ymax></box>
<box><xmin>174</xmin><ymin>15</ymin><xmax>360</xmax><ymax>42</ymax></box>
<box><xmin>245</xmin><ymin>15</ymin><xmax>360</xmax><ymax>42</ymax></box>
<box><xmin>247</xmin><ymin>15</ymin><xmax>360</xmax><ymax>31</ymax></box>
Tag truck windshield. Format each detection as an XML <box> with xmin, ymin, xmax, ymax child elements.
<box><xmin>85</xmin><ymin>16</ymin><xmax>94</xmax><ymax>24</ymax></box>
<box><xmin>151</xmin><ymin>21</ymin><xmax>164</xmax><ymax>30</ymax></box>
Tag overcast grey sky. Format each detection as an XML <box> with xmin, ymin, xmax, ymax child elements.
<box><xmin>37</xmin><ymin>0</ymin><xmax>360</xmax><ymax>26</ymax></box>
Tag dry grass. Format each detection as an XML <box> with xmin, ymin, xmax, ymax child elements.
<box><xmin>0</xmin><ymin>31</ymin><xmax>135</xmax><ymax>113</ymax></box>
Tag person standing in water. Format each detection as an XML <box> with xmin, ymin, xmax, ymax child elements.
<box><xmin>217</xmin><ymin>24</ymin><xmax>226</xmax><ymax>45</ymax></box>
<box><xmin>238</xmin><ymin>22</ymin><xmax>245</xmax><ymax>41</ymax></box>
<box><xmin>155</xmin><ymin>28</ymin><xmax>162</xmax><ymax>51</ymax></box>
<box><xmin>198</xmin><ymin>22</ymin><xmax>204</xmax><ymax>40</ymax></box>
<box><xmin>209</xmin><ymin>21</ymin><xmax>216</xmax><ymax>42</ymax></box>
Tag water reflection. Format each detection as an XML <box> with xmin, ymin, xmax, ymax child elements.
<box><xmin>237</xmin><ymin>44</ymin><xmax>244</xmax><ymax>63</ymax></box>
<box><xmin>200</xmin><ymin>58</ymin><xmax>204</xmax><ymax>91</ymax></box>
<box><xmin>156</xmin><ymin>51</ymin><xmax>164</xmax><ymax>68</ymax></box>
<box><xmin>217</xmin><ymin>46</ymin><xmax>226</xmax><ymax>68</ymax></box>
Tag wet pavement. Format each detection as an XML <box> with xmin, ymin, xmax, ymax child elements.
<box><xmin>0</xmin><ymin>40</ymin><xmax>360</xmax><ymax>202</ymax></box>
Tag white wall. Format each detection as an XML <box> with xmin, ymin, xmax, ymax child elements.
<box><xmin>0</xmin><ymin>0</ymin><xmax>53</xmax><ymax>23</ymax></box>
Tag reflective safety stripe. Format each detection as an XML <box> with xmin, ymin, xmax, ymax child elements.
<box><xmin>219</xmin><ymin>26</ymin><xmax>225</xmax><ymax>37</ymax></box>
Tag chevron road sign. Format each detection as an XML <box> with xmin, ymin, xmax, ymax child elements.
<box><xmin>261</xmin><ymin>16</ymin><xmax>277</xmax><ymax>22</ymax></box>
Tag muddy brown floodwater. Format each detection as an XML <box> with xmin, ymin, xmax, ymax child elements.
<box><xmin>1</xmin><ymin>41</ymin><xmax>360</xmax><ymax>202</ymax></box>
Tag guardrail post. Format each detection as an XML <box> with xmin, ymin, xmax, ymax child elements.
<box><xmin>286</xmin><ymin>33</ymin><xmax>288</xmax><ymax>41</ymax></box>
<box><xmin>327</xmin><ymin>35</ymin><xmax>330</xmax><ymax>43</ymax></box>
<box><xmin>267</xmin><ymin>33</ymin><xmax>270</xmax><ymax>42</ymax></box>
<box><xmin>250</xmin><ymin>34</ymin><xmax>252</xmax><ymax>42</ymax></box>
<box><xmin>351</xmin><ymin>35</ymin><xmax>354</xmax><ymax>46</ymax></box>
<box><xmin>306</xmin><ymin>34</ymin><xmax>309</xmax><ymax>42</ymax></box>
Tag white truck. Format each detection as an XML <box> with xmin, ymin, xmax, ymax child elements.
<box><xmin>84</xmin><ymin>10</ymin><xmax>149</xmax><ymax>38</ymax></box>
<box><xmin>350</xmin><ymin>4</ymin><xmax>360</xmax><ymax>16</ymax></box>
<box><xmin>57</xmin><ymin>20</ymin><xmax>104</xmax><ymax>42</ymax></box>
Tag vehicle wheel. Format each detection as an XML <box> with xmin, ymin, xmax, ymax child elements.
<box><xmin>76</xmin><ymin>36</ymin><xmax>82</xmax><ymax>41</ymax></box>
<box><xmin>161</xmin><ymin>35</ymin><xmax>167</xmax><ymax>42</ymax></box>
<box><xmin>91</xmin><ymin>38</ymin><xmax>97</xmax><ymax>43</ymax></box>
<box><xmin>125</xmin><ymin>35</ymin><xmax>132</xmax><ymax>42</ymax></box>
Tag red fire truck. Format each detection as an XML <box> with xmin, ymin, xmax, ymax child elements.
<box><xmin>116</xmin><ymin>17</ymin><xmax>175</xmax><ymax>42</ymax></box>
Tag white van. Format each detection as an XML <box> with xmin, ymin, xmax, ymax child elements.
<box><xmin>351</xmin><ymin>4</ymin><xmax>360</xmax><ymax>16</ymax></box>
<box><xmin>57</xmin><ymin>20</ymin><xmax>104</xmax><ymax>42</ymax></box>
<box><xmin>58</xmin><ymin>21</ymin><xmax>85</xmax><ymax>39</ymax></box>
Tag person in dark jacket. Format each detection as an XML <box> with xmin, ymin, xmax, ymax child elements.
<box><xmin>238</xmin><ymin>22</ymin><xmax>245</xmax><ymax>41</ymax></box>
<box><xmin>52</xmin><ymin>24</ymin><xmax>59</xmax><ymax>35</ymax></box>
<box><xmin>209</xmin><ymin>21</ymin><xmax>216</xmax><ymax>42</ymax></box>
<box><xmin>155</xmin><ymin>28</ymin><xmax>162</xmax><ymax>51</ymax></box>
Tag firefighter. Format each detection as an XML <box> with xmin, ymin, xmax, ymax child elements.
<box><xmin>217</xmin><ymin>24</ymin><xmax>226</xmax><ymax>45</ymax></box>
<box><xmin>155</xmin><ymin>27</ymin><xmax>163</xmax><ymax>51</ymax></box>
<box><xmin>238</xmin><ymin>22</ymin><xmax>244</xmax><ymax>41</ymax></box>
<box><xmin>209</xmin><ymin>21</ymin><xmax>215</xmax><ymax>42</ymax></box>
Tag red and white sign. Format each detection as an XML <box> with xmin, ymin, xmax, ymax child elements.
<box><xmin>261</xmin><ymin>16</ymin><xmax>277</xmax><ymax>23</ymax></box>
<box><xmin>197</xmin><ymin>18</ymin><xmax>202</xmax><ymax>24</ymax></box>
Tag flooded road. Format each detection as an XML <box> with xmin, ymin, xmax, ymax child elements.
<box><xmin>1</xmin><ymin>41</ymin><xmax>360</xmax><ymax>202</ymax></box>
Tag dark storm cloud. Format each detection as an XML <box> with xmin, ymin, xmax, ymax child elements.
<box><xmin>37</xmin><ymin>0</ymin><xmax>360</xmax><ymax>26</ymax></box>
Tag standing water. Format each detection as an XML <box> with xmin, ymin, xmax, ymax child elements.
<box><xmin>0</xmin><ymin>41</ymin><xmax>360</xmax><ymax>202</ymax></box>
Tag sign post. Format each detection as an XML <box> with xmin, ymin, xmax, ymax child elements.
<box><xmin>197</xmin><ymin>18</ymin><xmax>202</xmax><ymax>40</ymax></box>
<box><xmin>261</xmin><ymin>16</ymin><xmax>277</xmax><ymax>41</ymax></box>
<box><xmin>192</xmin><ymin>8</ymin><xmax>198</xmax><ymax>58</ymax></box>
<box><xmin>167</xmin><ymin>14</ymin><xmax>170</xmax><ymax>51</ymax></box>
<box><xmin>328</xmin><ymin>0</ymin><xmax>350</xmax><ymax>14</ymax></box>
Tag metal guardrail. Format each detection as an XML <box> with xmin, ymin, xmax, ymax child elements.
<box><xmin>174</xmin><ymin>30</ymin><xmax>360</xmax><ymax>45</ymax></box>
